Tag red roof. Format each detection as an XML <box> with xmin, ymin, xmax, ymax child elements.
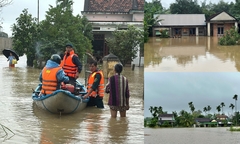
<box><xmin>84</xmin><ymin>0</ymin><xmax>144</xmax><ymax>12</ymax></box>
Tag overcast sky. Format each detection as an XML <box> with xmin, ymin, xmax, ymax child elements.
<box><xmin>144</xmin><ymin>72</ymin><xmax>240</xmax><ymax>117</ymax></box>
<box><xmin>1</xmin><ymin>0</ymin><xmax>84</xmax><ymax>37</ymax></box>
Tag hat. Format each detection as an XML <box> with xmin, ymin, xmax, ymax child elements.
<box><xmin>65</xmin><ymin>43</ymin><xmax>73</xmax><ymax>48</ymax></box>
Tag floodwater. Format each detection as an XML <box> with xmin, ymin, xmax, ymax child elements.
<box><xmin>144</xmin><ymin>127</ymin><xmax>240</xmax><ymax>144</ymax></box>
<box><xmin>145</xmin><ymin>36</ymin><xmax>240</xmax><ymax>72</ymax></box>
<box><xmin>0</xmin><ymin>54</ymin><xmax>144</xmax><ymax>143</ymax></box>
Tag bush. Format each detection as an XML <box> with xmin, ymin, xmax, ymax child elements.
<box><xmin>219</xmin><ymin>27</ymin><xmax>240</xmax><ymax>45</ymax></box>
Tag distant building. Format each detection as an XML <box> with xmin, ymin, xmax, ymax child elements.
<box><xmin>153</xmin><ymin>11</ymin><xmax>240</xmax><ymax>38</ymax></box>
<box><xmin>82</xmin><ymin>0</ymin><xmax>144</xmax><ymax>65</ymax></box>
<box><xmin>206</xmin><ymin>11</ymin><xmax>239</xmax><ymax>37</ymax></box>
<box><xmin>158</xmin><ymin>114</ymin><xmax>175</xmax><ymax>126</ymax></box>
<box><xmin>0</xmin><ymin>31</ymin><xmax>12</xmax><ymax>52</ymax></box>
<box><xmin>153</xmin><ymin>14</ymin><xmax>206</xmax><ymax>37</ymax></box>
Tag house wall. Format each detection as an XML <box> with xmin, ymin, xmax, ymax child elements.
<box><xmin>0</xmin><ymin>37</ymin><xmax>12</xmax><ymax>52</ymax></box>
<box><xmin>213</xmin><ymin>23</ymin><xmax>235</xmax><ymax>37</ymax></box>
<box><xmin>85</xmin><ymin>14</ymin><xmax>133</xmax><ymax>21</ymax></box>
<box><xmin>132</xmin><ymin>13</ymin><xmax>144</xmax><ymax>21</ymax></box>
<box><xmin>160</xmin><ymin>117</ymin><xmax>173</xmax><ymax>120</ymax></box>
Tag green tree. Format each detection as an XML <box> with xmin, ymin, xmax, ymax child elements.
<box><xmin>170</xmin><ymin>0</ymin><xmax>202</xmax><ymax>14</ymax></box>
<box><xmin>179</xmin><ymin>110</ymin><xmax>193</xmax><ymax>127</ymax></box>
<box><xmin>39</xmin><ymin>0</ymin><xmax>92</xmax><ymax>61</ymax></box>
<box><xmin>233</xmin><ymin>94</ymin><xmax>238</xmax><ymax>125</ymax></box>
<box><xmin>106</xmin><ymin>25</ymin><xmax>144</xmax><ymax>66</ymax></box>
<box><xmin>207</xmin><ymin>105</ymin><xmax>211</xmax><ymax>114</ymax></box>
<box><xmin>211</xmin><ymin>0</ymin><xmax>232</xmax><ymax>14</ymax></box>
<box><xmin>216</xmin><ymin>105</ymin><xmax>221</xmax><ymax>114</ymax></box>
<box><xmin>12</xmin><ymin>9</ymin><xmax>40</xmax><ymax>67</ymax></box>
<box><xmin>230</xmin><ymin>0</ymin><xmax>240</xmax><ymax>20</ymax></box>
<box><xmin>144</xmin><ymin>0</ymin><xmax>168</xmax><ymax>42</ymax></box>
<box><xmin>188</xmin><ymin>101</ymin><xmax>195</xmax><ymax>114</ymax></box>
<box><xmin>229</xmin><ymin>103</ymin><xmax>235</xmax><ymax>115</ymax></box>
<box><xmin>203</xmin><ymin>107</ymin><xmax>208</xmax><ymax>115</ymax></box>
<box><xmin>220</xmin><ymin>102</ymin><xmax>225</xmax><ymax>114</ymax></box>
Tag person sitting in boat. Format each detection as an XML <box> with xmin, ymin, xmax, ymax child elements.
<box><xmin>39</xmin><ymin>54</ymin><xmax>69</xmax><ymax>95</ymax></box>
<box><xmin>60</xmin><ymin>43</ymin><xmax>82</xmax><ymax>86</ymax></box>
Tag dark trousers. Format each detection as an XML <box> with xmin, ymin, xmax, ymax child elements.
<box><xmin>87</xmin><ymin>96</ymin><xmax>104</xmax><ymax>108</ymax></box>
<box><xmin>68</xmin><ymin>77</ymin><xmax>76</xmax><ymax>86</ymax></box>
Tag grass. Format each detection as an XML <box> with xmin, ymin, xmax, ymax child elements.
<box><xmin>229</xmin><ymin>126</ymin><xmax>240</xmax><ymax>132</ymax></box>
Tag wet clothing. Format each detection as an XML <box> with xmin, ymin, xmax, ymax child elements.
<box><xmin>109</xmin><ymin>105</ymin><xmax>128</xmax><ymax>112</ymax></box>
<box><xmin>8</xmin><ymin>55</ymin><xmax>15</xmax><ymax>67</ymax></box>
<box><xmin>39</xmin><ymin>60</ymin><xmax>69</xmax><ymax>95</ymax></box>
<box><xmin>40</xmin><ymin>67</ymin><xmax>62</xmax><ymax>95</ymax></box>
<box><xmin>87</xmin><ymin>71</ymin><xmax>104</xmax><ymax>98</ymax></box>
<box><xmin>87</xmin><ymin>96</ymin><xmax>104</xmax><ymax>108</ymax></box>
<box><xmin>86</xmin><ymin>70</ymin><xmax>105</xmax><ymax>108</ymax></box>
<box><xmin>60</xmin><ymin>50</ymin><xmax>82</xmax><ymax>85</ymax></box>
<box><xmin>105</xmin><ymin>74</ymin><xmax>130</xmax><ymax>109</ymax></box>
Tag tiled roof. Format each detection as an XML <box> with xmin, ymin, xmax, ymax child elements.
<box><xmin>84</xmin><ymin>0</ymin><xmax>144</xmax><ymax>12</ymax></box>
<box><xmin>195</xmin><ymin>118</ymin><xmax>211</xmax><ymax>123</ymax></box>
<box><xmin>216</xmin><ymin>115</ymin><xmax>228</xmax><ymax>118</ymax></box>
<box><xmin>159</xmin><ymin>114</ymin><xmax>173</xmax><ymax>117</ymax></box>
<box><xmin>154</xmin><ymin>14</ymin><xmax>206</xmax><ymax>26</ymax></box>
<box><xmin>206</xmin><ymin>11</ymin><xmax>237</xmax><ymax>22</ymax></box>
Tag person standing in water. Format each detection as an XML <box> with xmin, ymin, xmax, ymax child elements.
<box><xmin>7</xmin><ymin>52</ymin><xmax>16</xmax><ymax>67</ymax></box>
<box><xmin>105</xmin><ymin>63</ymin><xmax>130</xmax><ymax>118</ymax></box>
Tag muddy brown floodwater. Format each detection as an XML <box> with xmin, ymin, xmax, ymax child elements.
<box><xmin>145</xmin><ymin>36</ymin><xmax>240</xmax><ymax>72</ymax></box>
<box><xmin>0</xmin><ymin>54</ymin><xmax>144</xmax><ymax>144</ymax></box>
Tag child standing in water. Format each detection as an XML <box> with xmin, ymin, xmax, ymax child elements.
<box><xmin>7</xmin><ymin>52</ymin><xmax>16</xmax><ymax>67</ymax></box>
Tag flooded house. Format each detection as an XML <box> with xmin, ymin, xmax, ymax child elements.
<box><xmin>206</xmin><ymin>11</ymin><xmax>239</xmax><ymax>37</ymax></box>
<box><xmin>153</xmin><ymin>14</ymin><xmax>206</xmax><ymax>37</ymax></box>
<box><xmin>158</xmin><ymin>114</ymin><xmax>175</xmax><ymax>126</ymax></box>
<box><xmin>82</xmin><ymin>0</ymin><xmax>144</xmax><ymax>65</ymax></box>
<box><xmin>153</xmin><ymin>11</ymin><xmax>240</xmax><ymax>38</ymax></box>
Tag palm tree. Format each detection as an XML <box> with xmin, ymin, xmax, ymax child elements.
<box><xmin>203</xmin><ymin>107</ymin><xmax>207</xmax><ymax>115</ymax></box>
<box><xmin>233</xmin><ymin>94</ymin><xmax>238</xmax><ymax>114</ymax></box>
<box><xmin>220</xmin><ymin>102</ymin><xmax>225</xmax><ymax>114</ymax></box>
<box><xmin>229</xmin><ymin>103</ymin><xmax>235</xmax><ymax>115</ymax></box>
<box><xmin>233</xmin><ymin>94</ymin><xmax>238</xmax><ymax>126</ymax></box>
<box><xmin>149</xmin><ymin>106</ymin><xmax>154</xmax><ymax>117</ymax></box>
<box><xmin>216</xmin><ymin>105</ymin><xmax>221</xmax><ymax>114</ymax></box>
<box><xmin>153</xmin><ymin>106</ymin><xmax>158</xmax><ymax>118</ymax></box>
<box><xmin>188</xmin><ymin>102</ymin><xmax>195</xmax><ymax>114</ymax></box>
<box><xmin>207</xmin><ymin>105</ymin><xmax>211</xmax><ymax>114</ymax></box>
<box><xmin>179</xmin><ymin>110</ymin><xmax>193</xmax><ymax>127</ymax></box>
<box><xmin>158</xmin><ymin>106</ymin><xmax>163</xmax><ymax>114</ymax></box>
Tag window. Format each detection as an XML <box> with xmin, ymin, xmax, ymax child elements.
<box><xmin>217</xmin><ymin>24</ymin><xmax>224</xmax><ymax>35</ymax></box>
<box><xmin>217</xmin><ymin>27</ymin><xmax>224</xmax><ymax>34</ymax></box>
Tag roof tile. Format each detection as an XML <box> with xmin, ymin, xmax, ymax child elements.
<box><xmin>84</xmin><ymin>0</ymin><xmax>144</xmax><ymax>12</ymax></box>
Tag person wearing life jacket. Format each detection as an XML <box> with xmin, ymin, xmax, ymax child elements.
<box><xmin>39</xmin><ymin>54</ymin><xmax>69</xmax><ymax>95</ymax></box>
<box><xmin>60</xmin><ymin>43</ymin><xmax>82</xmax><ymax>86</ymax></box>
<box><xmin>83</xmin><ymin>60</ymin><xmax>105</xmax><ymax>108</ymax></box>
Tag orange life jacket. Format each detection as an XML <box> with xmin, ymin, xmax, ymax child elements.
<box><xmin>87</xmin><ymin>70</ymin><xmax>105</xmax><ymax>98</ymax></box>
<box><xmin>60</xmin><ymin>50</ymin><xmax>78</xmax><ymax>78</ymax></box>
<box><xmin>41</xmin><ymin>67</ymin><xmax>62</xmax><ymax>95</ymax></box>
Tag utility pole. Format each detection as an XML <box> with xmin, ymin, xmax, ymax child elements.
<box><xmin>37</xmin><ymin>0</ymin><xmax>39</xmax><ymax>23</ymax></box>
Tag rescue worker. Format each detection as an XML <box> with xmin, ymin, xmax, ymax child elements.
<box><xmin>83</xmin><ymin>60</ymin><xmax>105</xmax><ymax>108</ymax></box>
<box><xmin>60</xmin><ymin>43</ymin><xmax>82</xmax><ymax>86</ymax></box>
<box><xmin>39</xmin><ymin>54</ymin><xmax>69</xmax><ymax>95</ymax></box>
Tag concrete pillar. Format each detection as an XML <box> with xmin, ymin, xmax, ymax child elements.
<box><xmin>207</xmin><ymin>36</ymin><xmax>210</xmax><ymax>51</ymax></box>
<box><xmin>196</xmin><ymin>27</ymin><xmax>199</xmax><ymax>36</ymax></box>
<box><xmin>207</xmin><ymin>23</ymin><xmax>210</xmax><ymax>37</ymax></box>
<box><xmin>235</xmin><ymin>22</ymin><xmax>238</xmax><ymax>31</ymax></box>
